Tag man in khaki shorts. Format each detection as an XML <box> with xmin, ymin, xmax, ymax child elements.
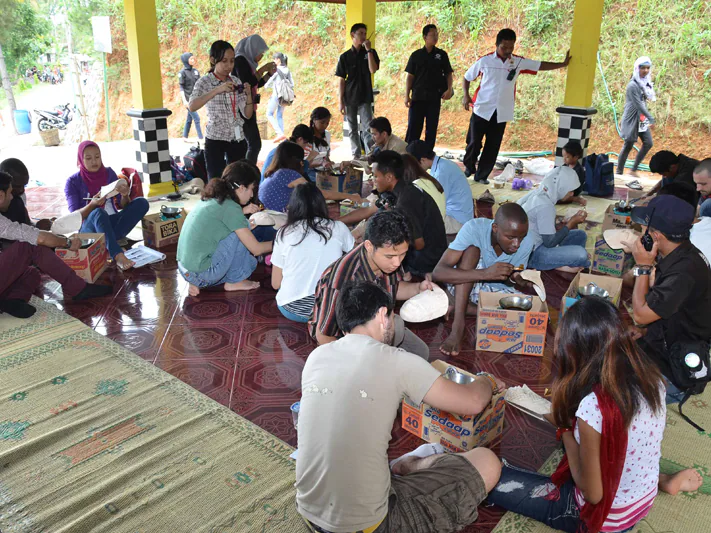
<box><xmin>296</xmin><ymin>281</ymin><xmax>504</xmax><ymax>533</ymax></box>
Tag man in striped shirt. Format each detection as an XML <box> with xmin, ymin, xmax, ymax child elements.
<box><xmin>309</xmin><ymin>210</ymin><xmax>432</xmax><ymax>360</ymax></box>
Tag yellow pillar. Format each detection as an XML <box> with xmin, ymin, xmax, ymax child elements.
<box><xmin>345</xmin><ymin>0</ymin><xmax>376</xmax><ymax>50</ymax></box>
<box><xmin>124</xmin><ymin>0</ymin><xmax>163</xmax><ymax>110</ymax></box>
<box><xmin>124</xmin><ymin>0</ymin><xmax>174</xmax><ymax>196</ymax></box>
<box><xmin>563</xmin><ymin>0</ymin><xmax>604</xmax><ymax>108</ymax></box>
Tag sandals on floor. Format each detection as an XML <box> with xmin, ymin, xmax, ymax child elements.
<box><xmin>626</xmin><ymin>180</ymin><xmax>643</xmax><ymax>190</ymax></box>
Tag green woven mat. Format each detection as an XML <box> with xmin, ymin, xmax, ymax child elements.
<box><xmin>492</xmin><ymin>389</ymin><xmax>711</xmax><ymax>533</ymax></box>
<box><xmin>0</xmin><ymin>298</ymin><xmax>307</xmax><ymax>533</ymax></box>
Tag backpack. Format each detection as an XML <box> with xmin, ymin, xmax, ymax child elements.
<box><xmin>183</xmin><ymin>143</ymin><xmax>207</xmax><ymax>180</ymax></box>
<box><xmin>666</xmin><ymin>339</ymin><xmax>711</xmax><ymax>431</ymax></box>
<box><xmin>582</xmin><ymin>153</ymin><xmax>615</xmax><ymax>197</ymax></box>
<box><xmin>275</xmin><ymin>70</ymin><xmax>295</xmax><ymax>106</ymax></box>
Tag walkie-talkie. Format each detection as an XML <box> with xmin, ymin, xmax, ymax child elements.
<box><xmin>640</xmin><ymin>208</ymin><xmax>656</xmax><ymax>252</ymax></box>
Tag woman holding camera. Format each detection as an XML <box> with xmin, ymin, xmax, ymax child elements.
<box><xmin>189</xmin><ymin>40</ymin><xmax>253</xmax><ymax>180</ymax></box>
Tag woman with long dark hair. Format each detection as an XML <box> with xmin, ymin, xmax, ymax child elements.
<box><xmin>271</xmin><ymin>182</ymin><xmax>354</xmax><ymax>322</ymax></box>
<box><xmin>309</xmin><ymin>107</ymin><xmax>334</xmax><ymax>174</ymax></box>
<box><xmin>402</xmin><ymin>153</ymin><xmax>445</xmax><ymax>221</ymax></box>
<box><xmin>177</xmin><ymin>161</ymin><xmax>271</xmax><ymax>297</ymax></box>
<box><xmin>189</xmin><ymin>40</ymin><xmax>253</xmax><ymax>179</ymax></box>
<box><xmin>488</xmin><ymin>297</ymin><xmax>702</xmax><ymax>532</ymax></box>
<box><xmin>259</xmin><ymin>141</ymin><xmax>309</xmax><ymax>212</ymax></box>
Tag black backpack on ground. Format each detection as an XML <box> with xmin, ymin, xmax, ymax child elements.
<box><xmin>582</xmin><ymin>153</ymin><xmax>615</xmax><ymax>197</ymax></box>
<box><xmin>183</xmin><ymin>143</ymin><xmax>207</xmax><ymax>181</ymax></box>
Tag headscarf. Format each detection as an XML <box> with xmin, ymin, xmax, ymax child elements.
<box><xmin>633</xmin><ymin>56</ymin><xmax>656</xmax><ymax>102</ymax></box>
<box><xmin>77</xmin><ymin>140</ymin><xmax>109</xmax><ymax>197</ymax></box>
<box><xmin>517</xmin><ymin>166</ymin><xmax>580</xmax><ymax>211</ymax></box>
<box><xmin>180</xmin><ymin>52</ymin><xmax>193</xmax><ymax>70</ymax></box>
<box><xmin>235</xmin><ymin>35</ymin><xmax>269</xmax><ymax>70</ymax></box>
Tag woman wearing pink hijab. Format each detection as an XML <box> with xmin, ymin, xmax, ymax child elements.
<box><xmin>64</xmin><ymin>141</ymin><xmax>149</xmax><ymax>270</ymax></box>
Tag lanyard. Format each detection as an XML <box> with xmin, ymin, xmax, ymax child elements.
<box><xmin>230</xmin><ymin>89</ymin><xmax>236</xmax><ymax>119</ymax></box>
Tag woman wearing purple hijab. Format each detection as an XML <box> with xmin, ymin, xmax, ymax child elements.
<box><xmin>64</xmin><ymin>141</ymin><xmax>149</xmax><ymax>270</ymax></box>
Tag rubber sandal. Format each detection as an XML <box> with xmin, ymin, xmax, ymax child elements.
<box><xmin>626</xmin><ymin>180</ymin><xmax>642</xmax><ymax>190</ymax></box>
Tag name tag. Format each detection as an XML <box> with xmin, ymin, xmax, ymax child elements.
<box><xmin>234</xmin><ymin>124</ymin><xmax>243</xmax><ymax>141</ymax></box>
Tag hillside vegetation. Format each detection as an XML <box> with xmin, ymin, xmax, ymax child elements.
<box><xmin>97</xmin><ymin>0</ymin><xmax>711</xmax><ymax>158</ymax></box>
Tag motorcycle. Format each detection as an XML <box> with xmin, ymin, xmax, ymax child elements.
<box><xmin>34</xmin><ymin>103</ymin><xmax>74</xmax><ymax>132</ymax></box>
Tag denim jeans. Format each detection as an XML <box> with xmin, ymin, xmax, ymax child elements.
<box><xmin>178</xmin><ymin>232</ymin><xmax>256</xmax><ymax>288</ymax></box>
<box><xmin>251</xmin><ymin>225</ymin><xmax>277</xmax><ymax>243</ymax></box>
<box><xmin>488</xmin><ymin>460</ymin><xmax>581</xmax><ymax>533</ymax></box>
<box><xmin>530</xmin><ymin>230</ymin><xmax>590</xmax><ymax>271</ymax></box>
<box><xmin>345</xmin><ymin>102</ymin><xmax>374</xmax><ymax>157</ymax></box>
<box><xmin>266</xmin><ymin>93</ymin><xmax>284</xmax><ymax>137</ymax></box>
<box><xmin>699</xmin><ymin>198</ymin><xmax>711</xmax><ymax>218</ymax></box>
<box><xmin>183</xmin><ymin>109</ymin><xmax>203</xmax><ymax>139</ymax></box>
<box><xmin>663</xmin><ymin>376</ymin><xmax>684</xmax><ymax>404</ymax></box>
<box><xmin>277</xmin><ymin>304</ymin><xmax>309</xmax><ymax>323</ymax></box>
<box><xmin>80</xmin><ymin>198</ymin><xmax>150</xmax><ymax>259</ymax></box>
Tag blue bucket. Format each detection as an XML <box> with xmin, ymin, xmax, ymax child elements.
<box><xmin>14</xmin><ymin>110</ymin><xmax>31</xmax><ymax>135</ymax></box>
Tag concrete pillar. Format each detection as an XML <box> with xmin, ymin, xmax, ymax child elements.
<box><xmin>124</xmin><ymin>0</ymin><xmax>173</xmax><ymax>197</ymax></box>
<box><xmin>554</xmin><ymin>0</ymin><xmax>604</xmax><ymax>167</ymax></box>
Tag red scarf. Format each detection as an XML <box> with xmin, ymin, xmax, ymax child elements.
<box><xmin>549</xmin><ymin>385</ymin><xmax>628</xmax><ymax>533</ymax></box>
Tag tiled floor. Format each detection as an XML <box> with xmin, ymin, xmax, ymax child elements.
<box><xmin>26</xmin><ymin>185</ymin><xmax>630</xmax><ymax>532</ymax></box>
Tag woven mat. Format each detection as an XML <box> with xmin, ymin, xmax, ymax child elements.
<box><xmin>0</xmin><ymin>298</ymin><xmax>307</xmax><ymax>533</ymax></box>
<box><xmin>492</xmin><ymin>388</ymin><xmax>711</xmax><ymax>533</ymax></box>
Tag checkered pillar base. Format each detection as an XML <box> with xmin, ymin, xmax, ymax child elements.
<box><xmin>127</xmin><ymin>108</ymin><xmax>173</xmax><ymax>197</ymax></box>
<box><xmin>554</xmin><ymin>106</ymin><xmax>597</xmax><ymax>167</ymax></box>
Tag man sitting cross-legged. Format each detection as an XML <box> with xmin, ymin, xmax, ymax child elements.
<box><xmin>297</xmin><ymin>280</ymin><xmax>504</xmax><ymax>533</ymax></box>
<box><xmin>0</xmin><ymin>171</ymin><xmax>112</xmax><ymax>318</ymax></box>
<box><xmin>433</xmin><ymin>203</ymin><xmax>535</xmax><ymax>355</ymax></box>
<box><xmin>309</xmin><ymin>209</ymin><xmax>433</xmax><ymax>360</ymax></box>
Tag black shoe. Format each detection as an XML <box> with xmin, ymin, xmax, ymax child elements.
<box><xmin>72</xmin><ymin>283</ymin><xmax>113</xmax><ymax>301</ymax></box>
<box><xmin>464</xmin><ymin>169</ymin><xmax>473</xmax><ymax>178</ymax></box>
<box><xmin>478</xmin><ymin>178</ymin><xmax>490</xmax><ymax>185</ymax></box>
<box><xmin>0</xmin><ymin>299</ymin><xmax>37</xmax><ymax>318</ymax></box>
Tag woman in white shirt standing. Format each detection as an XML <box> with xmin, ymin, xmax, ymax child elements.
<box><xmin>265</xmin><ymin>52</ymin><xmax>294</xmax><ymax>143</ymax></box>
<box><xmin>189</xmin><ymin>40</ymin><xmax>253</xmax><ymax>180</ymax></box>
<box><xmin>271</xmin><ymin>181</ymin><xmax>355</xmax><ymax>322</ymax></box>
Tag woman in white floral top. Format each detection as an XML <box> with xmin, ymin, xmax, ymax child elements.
<box><xmin>189</xmin><ymin>40</ymin><xmax>254</xmax><ymax>180</ymax></box>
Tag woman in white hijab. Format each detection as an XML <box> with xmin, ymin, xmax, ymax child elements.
<box><xmin>517</xmin><ymin>166</ymin><xmax>590</xmax><ymax>271</ymax></box>
<box><xmin>617</xmin><ymin>56</ymin><xmax>656</xmax><ymax>177</ymax></box>
<box><xmin>232</xmin><ymin>35</ymin><xmax>277</xmax><ymax>164</ymax></box>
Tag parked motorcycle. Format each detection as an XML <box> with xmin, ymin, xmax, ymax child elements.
<box><xmin>34</xmin><ymin>103</ymin><xmax>74</xmax><ymax>132</ymax></box>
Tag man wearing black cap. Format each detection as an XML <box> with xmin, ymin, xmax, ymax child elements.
<box><xmin>627</xmin><ymin>195</ymin><xmax>711</xmax><ymax>404</ymax></box>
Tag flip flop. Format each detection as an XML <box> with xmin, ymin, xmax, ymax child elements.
<box><xmin>626</xmin><ymin>180</ymin><xmax>643</xmax><ymax>190</ymax></box>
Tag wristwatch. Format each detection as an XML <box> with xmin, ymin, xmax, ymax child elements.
<box><xmin>633</xmin><ymin>265</ymin><xmax>653</xmax><ymax>277</ymax></box>
<box><xmin>65</xmin><ymin>237</ymin><xmax>72</xmax><ymax>249</ymax></box>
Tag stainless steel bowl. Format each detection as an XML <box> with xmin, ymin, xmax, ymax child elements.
<box><xmin>161</xmin><ymin>205</ymin><xmax>181</xmax><ymax>217</ymax></box>
<box><xmin>80</xmin><ymin>238</ymin><xmax>95</xmax><ymax>248</ymax></box>
<box><xmin>578</xmin><ymin>282</ymin><xmax>610</xmax><ymax>299</ymax></box>
<box><xmin>444</xmin><ymin>367</ymin><xmax>476</xmax><ymax>385</ymax></box>
<box><xmin>499</xmin><ymin>295</ymin><xmax>533</xmax><ymax>311</ymax></box>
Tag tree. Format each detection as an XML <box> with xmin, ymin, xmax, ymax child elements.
<box><xmin>0</xmin><ymin>0</ymin><xmax>19</xmax><ymax>134</ymax></box>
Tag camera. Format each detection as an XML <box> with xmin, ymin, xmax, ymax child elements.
<box><xmin>235</xmin><ymin>84</ymin><xmax>245</xmax><ymax>94</ymax></box>
<box><xmin>253</xmin><ymin>94</ymin><xmax>261</xmax><ymax>105</ymax></box>
<box><xmin>375</xmin><ymin>191</ymin><xmax>397</xmax><ymax>210</ymax></box>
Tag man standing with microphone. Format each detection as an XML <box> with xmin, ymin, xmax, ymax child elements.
<box><xmin>462</xmin><ymin>28</ymin><xmax>571</xmax><ymax>184</ymax></box>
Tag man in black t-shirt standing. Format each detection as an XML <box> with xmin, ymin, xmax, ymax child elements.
<box><xmin>404</xmin><ymin>25</ymin><xmax>454</xmax><ymax>151</ymax></box>
<box><xmin>627</xmin><ymin>195</ymin><xmax>711</xmax><ymax>404</ymax></box>
<box><xmin>336</xmin><ymin>23</ymin><xmax>380</xmax><ymax>158</ymax></box>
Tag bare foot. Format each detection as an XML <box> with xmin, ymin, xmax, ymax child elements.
<box><xmin>224</xmin><ymin>280</ymin><xmax>260</xmax><ymax>292</ymax></box>
<box><xmin>659</xmin><ymin>469</ymin><xmax>703</xmax><ymax>495</ymax></box>
<box><xmin>188</xmin><ymin>284</ymin><xmax>200</xmax><ymax>297</ymax></box>
<box><xmin>555</xmin><ymin>266</ymin><xmax>583</xmax><ymax>274</ymax></box>
<box><xmin>115</xmin><ymin>252</ymin><xmax>135</xmax><ymax>271</ymax></box>
<box><xmin>445</xmin><ymin>303</ymin><xmax>477</xmax><ymax>321</ymax></box>
<box><xmin>440</xmin><ymin>320</ymin><xmax>465</xmax><ymax>356</ymax></box>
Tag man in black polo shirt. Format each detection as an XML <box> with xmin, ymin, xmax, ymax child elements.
<box><xmin>404</xmin><ymin>24</ymin><xmax>454</xmax><ymax>151</ymax></box>
<box><xmin>371</xmin><ymin>150</ymin><xmax>447</xmax><ymax>276</ymax></box>
<box><xmin>336</xmin><ymin>23</ymin><xmax>380</xmax><ymax>158</ymax></box>
<box><xmin>627</xmin><ymin>195</ymin><xmax>711</xmax><ymax>404</ymax></box>
<box><xmin>646</xmin><ymin>150</ymin><xmax>700</xmax><ymax>198</ymax></box>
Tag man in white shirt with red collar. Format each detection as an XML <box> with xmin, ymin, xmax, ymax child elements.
<box><xmin>462</xmin><ymin>28</ymin><xmax>570</xmax><ymax>184</ymax></box>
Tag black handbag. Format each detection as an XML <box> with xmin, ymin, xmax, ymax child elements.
<box><xmin>666</xmin><ymin>339</ymin><xmax>711</xmax><ymax>431</ymax></box>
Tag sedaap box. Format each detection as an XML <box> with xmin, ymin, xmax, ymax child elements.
<box><xmin>561</xmin><ymin>272</ymin><xmax>623</xmax><ymax>315</ymax></box>
<box><xmin>316</xmin><ymin>167</ymin><xmax>363</xmax><ymax>196</ymax></box>
<box><xmin>55</xmin><ymin>233</ymin><xmax>108</xmax><ymax>283</ymax></box>
<box><xmin>401</xmin><ymin>360</ymin><xmax>505</xmax><ymax>453</ymax></box>
<box><xmin>141</xmin><ymin>209</ymin><xmax>187</xmax><ymax>248</ymax></box>
<box><xmin>601</xmin><ymin>205</ymin><xmax>643</xmax><ymax>233</ymax></box>
<box><xmin>592</xmin><ymin>236</ymin><xmax>635</xmax><ymax>278</ymax></box>
<box><xmin>475</xmin><ymin>291</ymin><xmax>548</xmax><ymax>356</ymax></box>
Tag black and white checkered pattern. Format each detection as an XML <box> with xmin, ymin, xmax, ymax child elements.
<box><xmin>554</xmin><ymin>111</ymin><xmax>594</xmax><ymax>167</ymax></box>
<box><xmin>132</xmin><ymin>115</ymin><xmax>172</xmax><ymax>185</ymax></box>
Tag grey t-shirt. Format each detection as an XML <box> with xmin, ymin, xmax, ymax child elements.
<box><xmin>295</xmin><ymin>334</ymin><xmax>441</xmax><ymax>532</ymax></box>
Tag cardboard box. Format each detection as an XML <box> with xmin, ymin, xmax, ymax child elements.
<box><xmin>592</xmin><ymin>236</ymin><xmax>634</xmax><ymax>278</ymax></box>
<box><xmin>141</xmin><ymin>209</ymin><xmax>187</xmax><ymax>248</ymax></box>
<box><xmin>475</xmin><ymin>291</ymin><xmax>549</xmax><ymax>356</ymax></box>
<box><xmin>316</xmin><ymin>167</ymin><xmax>363</xmax><ymax>196</ymax></box>
<box><xmin>561</xmin><ymin>272</ymin><xmax>624</xmax><ymax>315</ymax></box>
<box><xmin>55</xmin><ymin>233</ymin><xmax>108</xmax><ymax>283</ymax></box>
<box><xmin>601</xmin><ymin>205</ymin><xmax>643</xmax><ymax>233</ymax></box>
<box><xmin>401</xmin><ymin>360</ymin><xmax>505</xmax><ymax>453</ymax></box>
